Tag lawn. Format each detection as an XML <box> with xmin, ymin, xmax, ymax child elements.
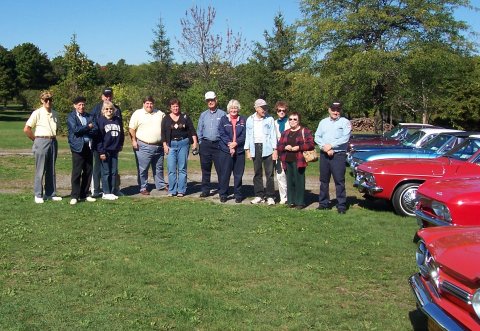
<box><xmin>0</xmin><ymin>112</ymin><xmax>424</xmax><ymax>330</ymax></box>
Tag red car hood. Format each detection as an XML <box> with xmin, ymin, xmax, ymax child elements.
<box><xmin>359</xmin><ymin>157</ymin><xmax>451</xmax><ymax>176</ymax></box>
<box><xmin>419</xmin><ymin>227</ymin><xmax>480</xmax><ymax>283</ymax></box>
<box><xmin>418</xmin><ymin>176</ymin><xmax>480</xmax><ymax>203</ymax></box>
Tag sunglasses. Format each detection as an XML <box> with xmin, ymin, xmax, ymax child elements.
<box><xmin>288</xmin><ymin>118</ymin><xmax>298</xmax><ymax>121</ymax></box>
<box><xmin>42</xmin><ymin>98</ymin><xmax>53</xmax><ymax>102</ymax></box>
<box><xmin>276</xmin><ymin>109</ymin><xmax>286</xmax><ymax>113</ymax></box>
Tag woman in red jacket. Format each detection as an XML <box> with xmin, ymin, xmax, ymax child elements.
<box><xmin>277</xmin><ymin>112</ymin><xmax>315</xmax><ymax>209</ymax></box>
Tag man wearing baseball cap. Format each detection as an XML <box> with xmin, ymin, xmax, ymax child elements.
<box><xmin>244</xmin><ymin>99</ymin><xmax>278</xmax><ymax>205</ymax></box>
<box><xmin>196</xmin><ymin>91</ymin><xmax>226</xmax><ymax>197</ymax></box>
<box><xmin>90</xmin><ymin>87</ymin><xmax>122</xmax><ymax>197</ymax></box>
<box><xmin>314</xmin><ymin>101</ymin><xmax>351</xmax><ymax>214</ymax></box>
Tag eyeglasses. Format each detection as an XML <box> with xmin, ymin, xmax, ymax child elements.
<box><xmin>42</xmin><ymin>98</ymin><xmax>53</xmax><ymax>102</ymax></box>
<box><xmin>288</xmin><ymin>118</ymin><xmax>298</xmax><ymax>121</ymax></box>
<box><xmin>277</xmin><ymin>109</ymin><xmax>286</xmax><ymax>113</ymax></box>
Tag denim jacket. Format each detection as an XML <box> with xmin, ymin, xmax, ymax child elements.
<box><xmin>244</xmin><ymin>113</ymin><xmax>277</xmax><ymax>157</ymax></box>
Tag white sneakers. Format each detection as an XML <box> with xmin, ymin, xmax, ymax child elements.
<box><xmin>35</xmin><ymin>196</ymin><xmax>63</xmax><ymax>203</ymax></box>
<box><xmin>279</xmin><ymin>199</ymin><xmax>287</xmax><ymax>205</ymax></box>
<box><xmin>251</xmin><ymin>197</ymin><xmax>276</xmax><ymax>205</ymax></box>
<box><xmin>45</xmin><ymin>196</ymin><xmax>63</xmax><ymax>201</ymax></box>
<box><xmin>102</xmin><ymin>194</ymin><xmax>118</xmax><ymax>200</ymax></box>
<box><xmin>86</xmin><ymin>196</ymin><xmax>97</xmax><ymax>202</ymax></box>
<box><xmin>251</xmin><ymin>197</ymin><xmax>264</xmax><ymax>204</ymax></box>
<box><xmin>70</xmin><ymin>198</ymin><xmax>78</xmax><ymax>205</ymax></box>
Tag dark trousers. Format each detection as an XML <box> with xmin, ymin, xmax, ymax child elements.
<box><xmin>218</xmin><ymin>151</ymin><xmax>245</xmax><ymax>199</ymax></box>
<box><xmin>100</xmin><ymin>152</ymin><xmax>118</xmax><ymax>194</ymax></box>
<box><xmin>319</xmin><ymin>151</ymin><xmax>347</xmax><ymax>211</ymax></box>
<box><xmin>199</xmin><ymin>140</ymin><xmax>221</xmax><ymax>194</ymax></box>
<box><xmin>286</xmin><ymin>162</ymin><xmax>306</xmax><ymax>206</ymax></box>
<box><xmin>71</xmin><ymin>143</ymin><xmax>93</xmax><ymax>199</ymax></box>
<box><xmin>252</xmin><ymin>143</ymin><xmax>275</xmax><ymax>199</ymax></box>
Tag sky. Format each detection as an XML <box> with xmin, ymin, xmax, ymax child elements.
<box><xmin>1</xmin><ymin>0</ymin><xmax>479</xmax><ymax>65</ymax></box>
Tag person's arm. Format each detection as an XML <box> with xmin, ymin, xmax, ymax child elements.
<box><xmin>269</xmin><ymin>118</ymin><xmax>278</xmax><ymax>161</ymax></box>
<box><xmin>23</xmin><ymin>125</ymin><xmax>35</xmax><ymax>141</ymax></box>
<box><xmin>197</xmin><ymin>112</ymin><xmax>205</xmax><ymax>142</ymax></box>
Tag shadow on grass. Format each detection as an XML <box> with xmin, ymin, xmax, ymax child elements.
<box><xmin>0</xmin><ymin>109</ymin><xmax>30</xmax><ymax>122</ymax></box>
<box><xmin>408</xmin><ymin>308</ymin><xmax>428</xmax><ymax>330</ymax></box>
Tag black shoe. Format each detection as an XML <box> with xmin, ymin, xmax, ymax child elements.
<box><xmin>235</xmin><ymin>198</ymin><xmax>242</xmax><ymax>203</ymax></box>
<box><xmin>200</xmin><ymin>192</ymin><xmax>209</xmax><ymax>198</ymax></box>
<box><xmin>317</xmin><ymin>205</ymin><xmax>329</xmax><ymax>210</ymax></box>
<box><xmin>296</xmin><ymin>205</ymin><xmax>306</xmax><ymax>210</ymax></box>
<box><xmin>220</xmin><ymin>197</ymin><xmax>227</xmax><ymax>203</ymax></box>
<box><xmin>337</xmin><ymin>209</ymin><xmax>346</xmax><ymax>214</ymax></box>
<box><xmin>289</xmin><ymin>204</ymin><xmax>296</xmax><ymax>208</ymax></box>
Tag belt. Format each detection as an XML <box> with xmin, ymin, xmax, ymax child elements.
<box><xmin>35</xmin><ymin>136</ymin><xmax>56</xmax><ymax>139</ymax></box>
<box><xmin>138</xmin><ymin>139</ymin><xmax>161</xmax><ymax>146</ymax></box>
<box><xmin>202</xmin><ymin>139</ymin><xmax>218</xmax><ymax>143</ymax></box>
<box><xmin>172</xmin><ymin>137</ymin><xmax>188</xmax><ymax>141</ymax></box>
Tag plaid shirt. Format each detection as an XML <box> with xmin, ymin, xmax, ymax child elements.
<box><xmin>277</xmin><ymin>127</ymin><xmax>316</xmax><ymax>169</ymax></box>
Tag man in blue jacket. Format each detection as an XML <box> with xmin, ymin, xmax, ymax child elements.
<box><xmin>67</xmin><ymin>96</ymin><xmax>98</xmax><ymax>205</ymax></box>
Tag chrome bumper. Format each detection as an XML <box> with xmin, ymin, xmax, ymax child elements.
<box><xmin>415</xmin><ymin>210</ymin><xmax>451</xmax><ymax>228</ymax></box>
<box><xmin>356</xmin><ymin>181</ymin><xmax>383</xmax><ymax>194</ymax></box>
<box><xmin>409</xmin><ymin>273</ymin><xmax>465</xmax><ymax>331</ymax></box>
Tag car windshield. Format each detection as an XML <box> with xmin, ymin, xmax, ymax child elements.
<box><xmin>422</xmin><ymin>134</ymin><xmax>453</xmax><ymax>151</ymax></box>
<box><xmin>383</xmin><ymin>126</ymin><xmax>405</xmax><ymax>139</ymax></box>
<box><xmin>444</xmin><ymin>138</ymin><xmax>480</xmax><ymax>160</ymax></box>
<box><xmin>402</xmin><ymin>131</ymin><xmax>425</xmax><ymax>147</ymax></box>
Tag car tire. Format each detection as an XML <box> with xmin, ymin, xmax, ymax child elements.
<box><xmin>392</xmin><ymin>182</ymin><xmax>421</xmax><ymax>217</ymax></box>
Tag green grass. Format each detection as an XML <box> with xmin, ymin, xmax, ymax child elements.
<box><xmin>0</xmin><ymin>194</ymin><xmax>420</xmax><ymax>330</ymax></box>
<box><xmin>0</xmin><ymin>114</ymin><xmax>425</xmax><ymax>330</ymax></box>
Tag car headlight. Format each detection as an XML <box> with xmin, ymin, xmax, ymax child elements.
<box><xmin>416</xmin><ymin>240</ymin><xmax>440</xmax><ymax>287</ymax></box>
<box><xmin>431</xmin><ymin>201</ymin><xmax>453</xmax><ymax>223</ymax></box>
<box><xmin>416</xmin><ymin>240</ymin><xmax>428</xmax><ymax>276</ymax></box>
<box><xmin>472</xmin><ymin>289</ymin><xmax>480</xmax><ymax>319</ymax></box>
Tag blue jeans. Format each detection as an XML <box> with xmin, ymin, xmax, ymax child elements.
<box><xmin>135</xmin><ymin>140</ymin><xmax>165</xmax><ymax>192</ymax></box>
<box><xmin>167</xmin><ymin>138</ymin><xmax>190</xmax><ymax>195</ymax></box>
<box><xmin>100</xmin><ymin>152</ymin><xmax>118</xmax><ymax>194</ymax></box>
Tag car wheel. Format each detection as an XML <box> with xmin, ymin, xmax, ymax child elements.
<box><xmin>392</xmin><ymin>183</ymin><xmax>420</xmax><ymax>217</ymax></box>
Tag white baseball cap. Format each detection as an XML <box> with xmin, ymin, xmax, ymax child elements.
<box><xmin>205</xmin><ymin>91</ymin><xmax>217</xmax><ymax>100</ymax></box>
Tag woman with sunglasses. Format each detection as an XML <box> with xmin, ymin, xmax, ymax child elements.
<box><xmin>277</xmin><ymin>112</ymin><xmax>315</xmax><ymax>209</ymax></box>
<box><xmin>95</xmin><ymin>100</ymin><xmax>124</xmax><ymax>200</ymax></box>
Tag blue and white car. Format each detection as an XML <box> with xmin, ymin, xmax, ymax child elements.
<box><xmin>349</xmin><ymin>129</ymin><xmax>467</xmax><ymax>175</ymax></box>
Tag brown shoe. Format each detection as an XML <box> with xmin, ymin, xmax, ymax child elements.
<box><xmin>140</xmin><ymin>190</ymin><xmax>150</xmax><ymax>196</ymax></box>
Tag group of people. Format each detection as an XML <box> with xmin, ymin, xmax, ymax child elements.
<box><xmin>24</xmin><ymin>89</ymin><xmax>352</xmax><ymax>213</ymax></box>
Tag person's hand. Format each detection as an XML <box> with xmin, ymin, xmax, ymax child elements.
<box><xmin>164</xmin><ymin>146</ymin><xmax>170</xmax><ymax>155</ymax></box>
<box><xmin>327</xmin><ymin>149</ymin><xmax>334</xmax><ymax>157</ymax></box>
<box><xmin>230</xmin><ymin>148</ymin><xmax>235</xmax><ymax>156</ymax></box>
<box><xmin>228</xmin><ymin>141</ymin><xmax>237</xmax><ymax>149</ymax></box>
<box><xmin>323</xmin><ymin>144</ymin><xmax>332</xmax><ymax>153</ymax></box>
<box><xmin>292</xmin><ymin>146</ymin><xmax>299</xmax><ymax>152</ymax></box>
<box><xmin>88</xmin><ymin>122</ymin><xmax>94</xmax><ymax>129</ymax></box>
<box><xmin>246</xmin><ymin>150</ymin><xmax>252</xmax><ymax>160</ymax></box>
<box><xmin>285</xmin><ymin>145</ymin><xmax>292</xmax><ymax>151</ymax></box>
<box><xmin>132</xmin><ymin>140</ymin><xmax>138</xmax><ymax>150</ymax></box>
<box><xmin>100</xmin><ymin>154</ymin><xmax>107</xmax><ymax>161</ymax></box>
<box><xmin>272</xmin><ymin>150</ymin><xmax>278</xmax><ymax>161</ymax></box>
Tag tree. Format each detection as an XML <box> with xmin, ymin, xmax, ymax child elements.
<box><xmin>0</xmin><ymin>45</ymin><xmax>17</xmax><ymax>105</ymax></box>
<box><xmin>178</xmin><ymin>5</ymin><xmax>246</xmax><ymax>81</ymax></box>
<box><xmin>248</xmin><ymin>13</ymin><xmax>298</xmax><ymax>102</ymax></box>
<box><xmin>11</xmin><ymin>42</ymin><xmax>53</xmax><ymax>90</ymax></box>
<box><xmin>148</xmin><ymin>17</ymin><xmax>175</xmax><ymax>103</ymax></box>
<box><xmin>298</xmin><ymin>0</ymin><xmax>473</xmax><ymax>130</ymax></box>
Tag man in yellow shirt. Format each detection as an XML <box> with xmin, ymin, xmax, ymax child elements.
<box><xmin>128</xmin><ymin>96</ymin><xmax>166</xmax><ymax>195</ymax></box>
<box><xmin>23</xmin><ymin>91</ymin><xmax>63</xmax><ymax>203</ymax></box>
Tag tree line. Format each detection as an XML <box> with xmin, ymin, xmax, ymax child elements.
<box><xmin>1</xmin><ymin>0</ymin><xmax>479</xmax><ymax>131</ymax></box>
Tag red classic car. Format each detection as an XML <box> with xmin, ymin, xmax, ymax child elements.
<box><xmin>409</xmin><ymin>226</ymin><xmax>480</xmax><ymax>330</ymax></box>
<box><xmin>355</xmin><ymin>136</ymin><xmax>480</xmax><ymax>216</ymax></box>
<box><xmin>416</xmin><ymin>176</ymin><xmax>480</xmax><ymax>228</ymax></box>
